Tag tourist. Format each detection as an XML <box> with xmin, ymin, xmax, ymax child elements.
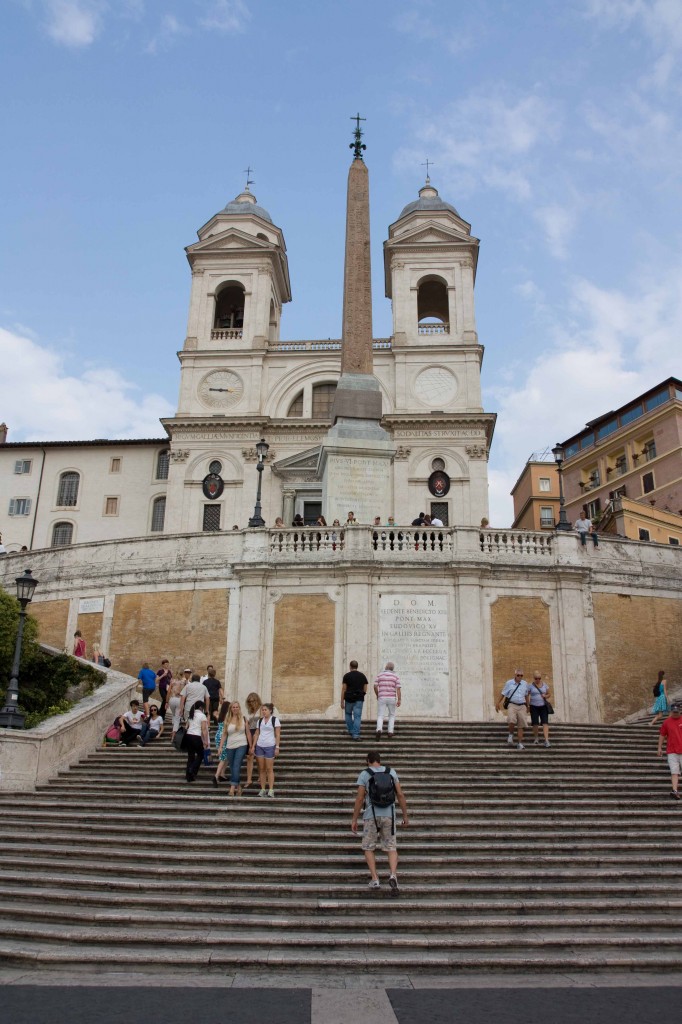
<box><xmin>168</xmin><ymin>673</ymin><xmax>185</xmax><ymax>740</ymax></box>
<box><xmin>411</xmin><ymin>512</ymin><xmax>426</xmax><ymax>526</ymax></box>
<box><xmin>217</xmin><ymin>700</ymin><xmax>251</xmax><ymax>796</ymax></box>
<box><xmin>180</xmin><ymin>672</ymin><xmax>210</xmax><ymax>720</ymax></box>
<box><xmin>575</xmin><ymin>512</ymin><xmax>598</xmax><ymax>547</ymax></box>
<box><xmin>73</xmin><ymin>630</ymin><xmax>86</xmax><ymax>658</ymax></box>
<box><xmin>374</xmin><ymin>662</ymin><xmax>401</xmax><ymax>740</ymax></box>
<box><xmin>252</xmin><ymin>702</ymin><xmax>281</xmax><ymax>798</ymax></box>
<box><xmin>183</xmin><ymin>700</ymin><xmax>209</xmax><ymax>782</ymax></box>
<box><xmin>118</xmin><ymin>700</ymin><xmax>146</xmax><ymax>746</ymax></box>
<box><xmin>156</xmin><ymin>659</ymin><xmax>172</xmax><ymax>720</ymax></box>
<box><xmin>292</xmin><ymin>513</ymin><xmax>304</xmax><ymax>527</ymax></box>
<box><xmin>137</xmin><ymin>662</ymin><xmax>157</xmax><ymax>708</ymax></box>
<box><xmin>480</xmin><ymin>517</ymin><xmax>489</xmax><ymax>529</ymax></box>
<box><xmin>341</xmin><ymin>659</ymin><xmax>369</xmax><ymax>740</ymax></box>
<box><xmin>212</xmin><ymin>700</ymin><xmax>231</xmax><ymax>785</ymax></box>
<box><xmin>657</xmin><ymin>703</ymin><xmax>682</xmax><ymax>800</ymax></box>
<box><xmin>430</xmin><ymin>513</ymin><xmax>444</xmax><ymax>527</ymax></box>
<box><xmin>386</xmin><ymin>516</ymin><xmax>397</xmax><ymax>528</ymax></box>
<box><xmin>204</xmin><ymin>667</ymin><xmax>223</xmax><ymax>722</ymax></box>
<box><xmin>140</xmin><ymin>703</ymin><xmax>164</xmax><ymax>746</ymax></box>
<box><xmin>274</xmin><ymin>517</ymin><xmax>285</xmax><ymax>528</ymax></box>
<box><xmin>650</xmin><ymin>670</ymin><xmax>669</xmax><ymax>727</ymax></box>
<box><xmin>0</xmin><ymin>533</ymin><xmax>6</xmax><ymax>556</ymax></box>
<box><xmin>345</xmin><ymin>512</ymin><xmax>358</xmax><ymax>525</ymax></box>
<box><xmin>316</xmin><ymin>515</ymin><xmax>327</xmax><ymax>527</ymax></box>
<box><xmin>529</xmin><ymin>671</ymin><xmax>552</xmax><ymax>747</ymax></box>
<box><xmin>351</xmin><ymin>750</ymin><xmax>409</xmax><ymax>894</ymax></box>
<box><xmin>243</xmin><ymin>691</ymin><xmax>262</xmax><ymax>790</ymax></box>
<box><xmin>495</xmin><ymin>669</ymin><xmax>531</xmax><ymax>750</ymax></box>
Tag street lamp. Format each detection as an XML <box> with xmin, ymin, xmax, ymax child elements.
<box><xmin>0</xmin><ymin>568</ymin><xmax>39</xmax><ymax>729</ymax></box>
<box><xmin>552</xmin><ymin>443</ymin><xmax>572</xmax><ymax>532</ymax></box>
<box><xmin>248</xmin><ymin>438</ymin><xmax>269</xmax><ymax>528</ymax></box>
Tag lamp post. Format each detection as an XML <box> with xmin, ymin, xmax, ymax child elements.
<box><xmin>0</xmin><ymin>568</ymin><xmax>39</xmax><ymax>729</ymax></box>
<box><xmin>248</xmin><ymin>438</ymin><xmax>269</xmax><ymax>528</ymax></box>
<box><xmin>552</xmin><ymin>443</ymin><xmax>572</xmax><ymax>532</ymax></box>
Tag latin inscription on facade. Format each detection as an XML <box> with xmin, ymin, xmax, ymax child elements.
<box><xmin>378</xmin><ymin>595</ymin><xmax>449</xmax><ymax>716</ymax></box>
<box><xmin>324</xmin><ymin>454</ymin><xmax>392</xmax><ymax>524</ymax></box>
<box><xmin>78</xmin><ymin>597</ymin><xmax>105</xmax><ymax>614</ymax></box>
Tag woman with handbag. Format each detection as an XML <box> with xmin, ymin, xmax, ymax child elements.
<box><xmin>529</xmin><ymin>672</ymin><xmax>552</xmax><ymax>747</ymax></box>
<box><xmin>183</xmin><ymin>700</ymin><xmax>209</xmax><ymax>782</ymax></box>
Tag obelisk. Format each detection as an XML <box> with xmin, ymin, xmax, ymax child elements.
<box><xmin>318</xmin><ymin>116</ymin><xmax>395</xmax><ymax>525</ymax></box>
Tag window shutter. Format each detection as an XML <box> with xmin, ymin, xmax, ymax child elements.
<box><xmin>23</xmin><ymin>498</ymin><xmax>32</xmax><ymax>516</ymax></box>
<box><xmin>14</xmin><ymin>461</ymin><xmax>22</xmax><ymax>474</ymax></box>
<box><xmin>9</xmin><ymin>498</ymin><xmax>15</xmax><ymax>515</ymax></box>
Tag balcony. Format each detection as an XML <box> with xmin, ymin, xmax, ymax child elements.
<box><xmin>418</xmin><ymin>323</ymin><xmax>450</xmax><ymax>336</ymax></box>
<box><xmin>268</xmin><ymin>339</ymin><xmax>392</xmax><ymax>352</ymax></box>
<box><xmin>211</xmin><ymin>329</ymin><xmax>243</xmax><ymax>341</ymax></box>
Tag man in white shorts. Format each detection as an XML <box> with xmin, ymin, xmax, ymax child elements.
<box><xmin>495</xmin><ymin>669</ymin><xmax>531</xmax><ymax>750</ymax></box>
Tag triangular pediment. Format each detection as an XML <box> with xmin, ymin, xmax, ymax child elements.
<box><xmin>187</xmin><ymin>227</ymin><xmax>273</xmax><ymax>256</ymax></box>
<box><xmin>272</xmin><ymin>446</ymin><xmax>321</xmax><ymax>476</ymax></box>
<box><xmin>389</xmin><ymin>219</ymin><xmax>475</xmax><ymax>247</ymax></box>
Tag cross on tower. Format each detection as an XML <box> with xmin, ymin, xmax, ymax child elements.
<box><xmin>243</xmin><ymin>166</ymin><xmax>254</xmax><ymax>189</ymax></box>
<box><xmin>350</xmin><ymin>113</ymin><xmax>367</xmax><ymax>161</ymax></box>
<box><xmin>421</xmin><ymin>158</ymin><xmax>433</xmax><ymax>180</ymax></box>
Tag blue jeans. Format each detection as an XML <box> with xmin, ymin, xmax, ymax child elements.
<box><xmin>226</xmin><ymin>744</ymin><xmax>248</xmax><ymax>785</ymax></box>
<box><xmin>344</xmin><ymin>700</ymin><xmax>363</xmax><ymax>738</ymax></box>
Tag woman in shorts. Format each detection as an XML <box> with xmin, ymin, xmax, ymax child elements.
<box><xmin>251</xmin><ymin>702</ymin><xmax>281</xmax><ymax>798</ymax></box>
<box><xmin>529</xmin><ymin>672</ymin><xmax>551</xmax><ymax>747</ymax></box>
<box><xmin>243</xmin><ymin>691</ymin><xmax>262</xmax><ymax>790</ymax></box>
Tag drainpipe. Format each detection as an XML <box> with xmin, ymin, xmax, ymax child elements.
<box><xmin>29</xmin><ymin>448</ymin><xmax>46</xmax><ymax>550</ymax></box>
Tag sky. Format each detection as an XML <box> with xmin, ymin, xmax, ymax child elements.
<box><xmin>1</xmin><ymin>0</ymin><xmax>681</xmax><ymax>526</ymax></box>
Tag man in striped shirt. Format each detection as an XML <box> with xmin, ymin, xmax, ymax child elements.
<box><xmin>374</xmin><ymin>662</ymin><xmax>401</xmax><ymax>740</ymax></box>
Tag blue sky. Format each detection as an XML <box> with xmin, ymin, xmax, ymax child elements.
<box><xmin>1</xmin><ymin>0</ymin><xmax>680</xmax><ymax>525</ymax></box>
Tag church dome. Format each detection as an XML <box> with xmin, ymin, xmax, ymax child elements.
<box><xmin>398</xmin><ymin>180</ymin><xmax>459</xmax><ymax>221</ymax></box>
<box><xmin>221</xmin><ymin>188</ymin><xmax>273</xmax><ymax>224</ymax></box>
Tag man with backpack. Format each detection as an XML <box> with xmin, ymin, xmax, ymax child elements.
<box><xmin>351</xmin><ymin>751</ymin><xmax>409</xmax><ymax>894</ymax></box>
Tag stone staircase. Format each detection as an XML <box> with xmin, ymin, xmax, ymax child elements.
<box><xmin>0</xmin><ymin>719</ymin><xmax>680</xmax><ymax>974</ymax></box>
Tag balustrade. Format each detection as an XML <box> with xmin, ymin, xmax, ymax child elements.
<box><xmin>418</xmin><ymin>323</ymin><xmax>450</xmax><ymax>335</ymax></box>
<box><xmin>210</xmin><ymin>329</ymin><xmax>243</xmax><ymax>341</ymax></box>
<box><xmin>479</xmin><ymin>529</ymin><xmax>553</xmax><ymax>556</ymax></box>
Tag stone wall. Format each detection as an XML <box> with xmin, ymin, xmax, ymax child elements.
<box><xmin>108</xmin><ymin>589</ymin><xmax>229</xmax><ymax>678</ymax></box>
<box><xmin>491</xmin><ymin>596</ymin><xmax>554</xmax><ymax>703</ymax></box>
<box><xmin>272</xmin><ymin>594</ymin><xmax>335</xmax><ymax>713</ymax></box>
<box><xmin>29</xmin><ymin>599</ymin><xmax>70</xmax><ymax>650</ymax></box>
<box><xmin>593</xmin><ymin>593</ymin><xmax>682</xmax><ymax>722</ymax></box>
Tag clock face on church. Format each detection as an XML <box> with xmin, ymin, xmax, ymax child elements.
<box><xmin>198</xmin><ymin>370</ymin><xmax>244</xmax><ymax>409</ymax></box>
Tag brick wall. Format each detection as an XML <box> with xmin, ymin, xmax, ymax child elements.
<box><xmin>30</xmin><ymin>599</ymin><xmax>70</xmax><ymax>650</ymax></box>
<box><xmin>108</xmin><ymin>589</ymin><xmax>229</xmax><ymax>679</ymax></box>
<box><xmin>491</xmin><ymin>597</ymin><xmax>553</xmax><ymax>704</ymax></box>
<box><xmin>272</xmin><ymin>595</ymin><xmax>335</xmax><ymax>713</ymax></box>
<box><xmin>76</xmin><ymin>611</ymin><xmax>103</xmax><ymax>655</ymax></box>
<box><xmin>593</xmin><ymin>594</ymin><xmax>682</xmax><ymax>722</ymax></box>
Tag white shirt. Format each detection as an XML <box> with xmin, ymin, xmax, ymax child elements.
<box><xmin>257</xmin><ymin>716</ymin><xmax>280</xmax><ymax>746</ymax></box>
<box><xmin>123</xmin><ymin>710</ymin><xmax>144</xmax><ymax>729</ymax></box>
<box><xmin>147</xmin><ymin>715</ymin><xmax>163</xmax><ymax>734</ymax></box>
<box><xmin>575</xmin><ymin>517</ymin><xmax>592</xmax><ymax>534</ymax></box>
<box><xmin>186</xmin><ymin>710</ymin><xmax>207</xmax><ymax>737</ymax></box>
<box><xmin>430</xmin><ymin>517</ymin><xmax>444</xmax><ymax>527</ymax></box>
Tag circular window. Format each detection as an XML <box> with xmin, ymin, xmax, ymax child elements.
<box><xmin>431</xmin><ymin>458</ymin><xmax>446</xmax><ymax>472</ymax></box>
<box><xmin>209</xmin><ymin>460</ymin><xmax>223</xmax><ymax>475</ymax></box>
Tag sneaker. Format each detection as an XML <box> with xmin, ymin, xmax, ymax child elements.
<box><xmin>268</xmin><ymin>789</ymin><xmax>275</xmax><ymax>798</ymax></box>
<box><xmin>387</xmin><ymin>732</ymin><xmax>393</xmax><ymax>740</ymax></box>
<box><xmin>533</xmin><ymin>739</ymin><xmax>540</xmax><ymax>745</ymax></box>
<box><xmin>671</xmin><ymin>791</ymin><xmax>680</xmax><ymax>801</ymax></box>
<box><xmin>507</xmin><ymin>734</ymin><xmax>515</xmax><ymax>745</ymax></box>
<box><xmin>258</xmin><ymin>788</ymin><xmax>267</xmax><ymax>797</ymax></box>
<box><xmin>376</xmin><ymin>730</ymin><xmax>381</xmax><ymax>741</ymax></box>
<box><xmin>368</xmin><ymin>878</ymin><xmax>380</xmax><ymax>889</ymax></box>
<box><xmin>544</xmin><ymin>740</ymin><xmax>551</xmax><ymax>747</ymax></box>
<box><xmin>389</xmin><ymin>874</ymin><xmax>400</xmax><ymax>896</ymax></box>
<box><xmin>517</xmin><ymin>743</ymin><xmax>525</xmax><ymax>750</ymax></box>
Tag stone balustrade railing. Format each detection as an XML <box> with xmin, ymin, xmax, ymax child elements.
<box><xmin>210</xmin><ymin>328</ymin><xmax>243</xmax><ymax>340</ymax></box>
<box><xmin>268</xmin><ymin>339</ymin><xmax>392</xmax><ymax>352</ymax></box>
<box><xmin>418</xmin><ymin>323</ymin><xmax>450</xmax><ymax>335</ymax></box>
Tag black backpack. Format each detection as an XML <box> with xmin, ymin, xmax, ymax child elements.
<box><xmin>367</xmin><ymin>766</ymin><xmax>396</xmax><ymax>834</ymax></box>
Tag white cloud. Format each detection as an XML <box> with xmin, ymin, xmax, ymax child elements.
<box><xmin>585</xmin><ymin>0</ymin><xmax>682</xmax><ymax>86</ymax></box>
<box><xmin>533</xmin><ymin>204</ymin><xmax>576</xmax><ymax>260</ymax></box>
<box><xmin>486</xmin><ymin>262</ymin><xmax>682</xmax><ymax>526</ymax></box>
<box><xmin>393</xmin><ymin>4</ymin><xmax>474</xmax><ymax>56</ymax></box>
<box><xmin>42</xmin><ymin>0</ymin><xmax>105</xmax><ymax>47</ymax></box>
<box><xmin>145</xmin><ymin>12</ymin><xmax>187</xmax><ymax>54</ymax></box>
<box><xmin>394</xmin><ymin>91</ymin><xmax>557</xmax><ymax>202</ymax></box>
<box><xmin>199</xmin><ymin>0</ymin><xmax>250</xmax><ymax>33</ymax></box>
<box><xmin>0</xmin><ymin>326</ymin><xmax>173</xmax><ymax>441</ymax></box>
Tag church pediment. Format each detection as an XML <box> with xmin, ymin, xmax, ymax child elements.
<box><xmin>187</xmin><ymin>227</ymin><xmax>272</xmax><ymax>256</ymax></box>
<box><xmin>272</xmin><ymin>446</ymin><xmax>321</xmax><ymax>478</ymax></box>
<box><xmin>388</xmin><ymin>220</ymin><xmax>475</xmax><ymax>247</ymax></box>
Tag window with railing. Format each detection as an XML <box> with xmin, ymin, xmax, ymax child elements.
<box><xmin>57</xmin><ymin>471</ymin><xmax>79</xmax><ymax>507</ymax></box>
<box><xmin>151</xmin><ymin>496</ymin><xmax>166</xmax><ymax>533</ymax></box>
<box><xmin>643</xmin><ymin>440</ymin><xmax>656</xmax><ymax>461</ymax></box>
<box><xmin>586</xmin><ymin>498</ymin><xmax>601</xmax><ymax>519</ymax></box>
<box><xmin>615</xmin><ymin>454</ymin><xmax>628</xmax><ymax>476</ymax></box>
<box><xmin>52</xmin><ymin>521</ymin><xmax>73</xmax><ymax>547</ymax></box>
<box><xmin>540</xmin><ymin>507</ymin><xmax>554</xmax><ymax>527</ymax></box>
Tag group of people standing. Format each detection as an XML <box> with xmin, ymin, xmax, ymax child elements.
<box><xmin>340</xmin><ymin>660</ymin><xmax>402</xmax><ymax>741</ymax></box>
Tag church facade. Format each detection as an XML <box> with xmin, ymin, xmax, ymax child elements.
<box><xmin>0</xmin><ymin>177</ymin><xmax>494</xmax><ymax>551</ymax></box>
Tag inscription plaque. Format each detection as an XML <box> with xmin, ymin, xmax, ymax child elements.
<box><xmin>378</xmin><ymin>595</ymin><xmax>450</xmax><ymax>716</ymax></box>
<box><xmin>323</xmin><ymin>453</ymin><xmax>392</xmax><ymax>525</ymax></box>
